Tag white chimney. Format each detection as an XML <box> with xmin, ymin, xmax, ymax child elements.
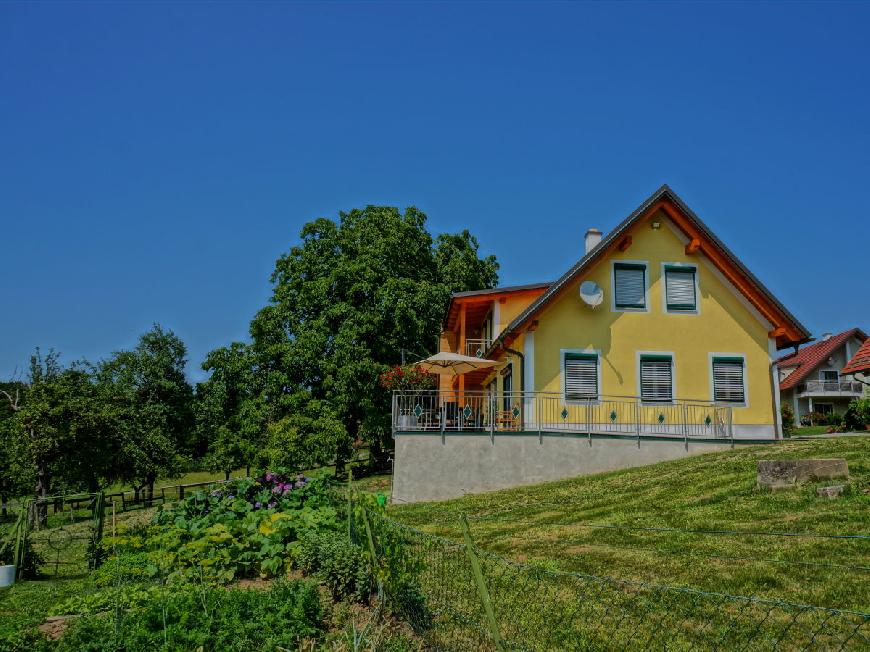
<box><xmin>585</xmin><ymin>228</ymin><xmax>602</xmax><ymax>254</ymax></box>
<box><xmin>821</xmin><ymin>332</ymin><xmax>832</xmax><ymax>341</ymax></box>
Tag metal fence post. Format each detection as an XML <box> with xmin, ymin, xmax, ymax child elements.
<box><xmin>728</xmin><ymin>407</ymin><xmax>734</xmax><ymax>448</ymax></box>
<box><xmin>635</xmin><ymin>399</ymin><xmax>641</xmax><ymax>448</ymax></box>
<box><xmin>347</xmin><ymin>469</ymin><xmax>354</xmax><ymax>542</ymax></box>
<box><xmin>460</xmin><ymin>514</ymin><xmax>504</xmax><ymax>651</ymax></box>
<box><xmin>90</xmin><ymin>491</ymin><xmax>106</xmax><ymax>569</ymax></box>
<box><xmin>682</xmin><ymin>403</ymin><xmax>689</xmax><ymax>451</ymax></box>
<box><xmin>489</xmin><ymin>393</ymin><xmax>495</xmax><ymax>443</ymax></box>
<box><xmin>361</xmin><ymin>507</ymin><xmax>383</xmax><ymax>599</ymax></box>
<box><xmin>11</xmin><ymin>506</ymin><xmax>27</xmax><ymax>578</ymax></box>
<box><xmin>587</xmin><ymin>402</ymin><xmax>592</xmax><ymax>446</ymax></box>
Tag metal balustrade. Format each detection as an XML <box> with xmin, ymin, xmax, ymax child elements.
<box><xmin>797</xmin><ymin>380</ymin><xmax>864</xmax><ymax>395</ymax></box>
<box><xmin>463</xmin><ymin>338</ymin><xmax>492</xmax><ymax>358</ymax></box>
<box><xmin>393</xmin><ymin>390</ymin><xmax>733</xmax><ymax>443</ymax></box>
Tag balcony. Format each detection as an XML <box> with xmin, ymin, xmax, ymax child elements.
<box><xmin>464</xmin><ymin>338</ymin><xmax>492</xmax><ymax>358</ymax></box>
<box><xmin>796</xmin><ymin>380</ymin><xmax>864</xmax><ymax>398</ymax></box>
<box><xmin>392</xmin><ymin>390</ymin><xmax>734</xmax><ymax>442</ymax></box>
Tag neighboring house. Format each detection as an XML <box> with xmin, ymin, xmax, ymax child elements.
<box><xmin>392</xmin><ymin>185</ymin><xmax>811</xmax><ymax>502</ymax></box>
<box><xmin>841</xmin><ymin>337</ymin><xmax>870</xmax><ymax>385</ymax></box>
<box><xmin>777</xmin><ymin>328</ymin><xmax>868</xmax><ymax>424</ymax></box>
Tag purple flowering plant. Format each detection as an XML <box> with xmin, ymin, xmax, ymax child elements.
<box><xmin>140</xmin><ymin>469</ymin><xmax>340</xmax><ymax>581</ymax></box>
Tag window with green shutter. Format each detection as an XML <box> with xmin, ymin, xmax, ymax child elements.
<box><xmin>564</xmin><ymin>352</ymin><xmax>598</xmax><ymax>401</ymax></box>
<box><xmin>712</xmin><ymin>356</ymin><xmax>745</xmax><ymax>404</ymax></box>
<box><xmin>640</xmin><ymin>355</ymin><xmax>673</xmax><ymax>403</ymax></box>
<box><xmin>665</xmin><ymin>266</ymin><xmax>697</xmax><ymax>312</ymax></box>
<box><xmin>613</xmin><ymin>263</ymin><xmax>646</xmax><ymax>309</ymax></box>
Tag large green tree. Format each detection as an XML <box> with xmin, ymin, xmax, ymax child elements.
<box><xmin>248</xmin><ymin>206</ymin><xmax>498</xmax><ymax>470</ymax></box>
<box><xmin>195</xmin><ymin>342</ymin><xmax>265</xmax><ymax>479</ymax></box>
<box><xmin>3</xmin><ymin>351</ymin><xmax>118</xmax><ymax>524</ymax></box>
<box><xmin>100</xmin><ymin>325</ymin><xmax>194</xmax><ymax>501</ymax></box>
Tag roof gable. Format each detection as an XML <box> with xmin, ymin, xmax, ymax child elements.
<box><xmin>777</xmin><ymin>328</ymin><xmax>868</xmax><ymax>390</ymax></box>
<box><xmin>492</xmin><ymin>185</ymin><xmax>811</xmax><ymax>353</ymax></box>
<box><xmin>842</xmin><ymin>337</ymin><xmax>870</xmax><ymax>376</ymax></box>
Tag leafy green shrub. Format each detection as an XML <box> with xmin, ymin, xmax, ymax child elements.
<box><xmin>800</xmin><ymin>410</ymin><xmax>827</xmax><ymax>426</ymax></box>
<box><xmin>825</xmin><ymin>412</ymin><xmax>845</xmax><ymax>432</ymax></box>
<box><xmin>55</xmin><ymin>584</ymin><xmax>165</xmax><ymax>616</ymax></box>
<box><xmin>106</xmin><ymin>471</ymin><xmax>340</xmax><ymax>582</ymax></box>
<box><xmin>349</xmin><ymin>497</ymin><xmax>432</xmax><ymax>632</ymax></box>
<box><xmin>298</xmin><ymin>531</ymin><xmax>371</xmax><ymax>602</ymax></box>
<box><xmin>49</xmin><ymin>580</ymin><xmax>324</xmax><ymax>651</ymax></box>
<box><xmin>780</xmin><ymin>403</ymin><xmax>795</xmax><ymax>437</ymax></box>
<box><xmin>0</xmin><ymin>535</ymin><xmax>43</xmax><ymax>580</ymax></box>
<box><xmin>844</xmin><ymin>398</ymin><xmax>870</xmax><ymax>431</ymax></box>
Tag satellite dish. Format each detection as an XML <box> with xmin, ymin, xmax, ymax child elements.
<box><xmin>579</xmin><ymin>281</ymin><xmax>604</xmax><ymax>308</ymax></box>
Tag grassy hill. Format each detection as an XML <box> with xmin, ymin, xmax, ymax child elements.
<box><xmin>391</xmin><ymin>436</ymin><xmax>870</xmax><ymax>612</ymax></box>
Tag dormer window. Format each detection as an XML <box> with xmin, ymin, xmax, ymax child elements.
<box><xmin>613</xmin><ymin>262</ymin><xmax>647</xmax><ymax>311</ymax></box>
<box><xmin>664</xmin><ymin>264</ymin><xmax>698</xmax><ymax>313</ymax></box>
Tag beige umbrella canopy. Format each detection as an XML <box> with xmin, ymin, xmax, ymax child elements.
<box><xmin>415</xmin><ymin>351</ymin><xmax>499</xmax><ymax>376</ymax></box>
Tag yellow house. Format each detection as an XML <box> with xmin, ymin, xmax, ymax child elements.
<box><xmin>392</xmin><ymin>185</ymin><xmax>810</xmax><ymax>502</ymax></box>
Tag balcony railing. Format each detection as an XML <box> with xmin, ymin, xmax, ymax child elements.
<box><xmin>797</xmin><ymin>380</ymin><xmax>864</xmax><ymax>395</ymax></box>
<box><xmin>392</xmin><ymin>390</ymin><xmax>733</xmax><ymax>443</ymax></box>
<box><xmin>464</xmin><ymin>338</ymin><xmax>492</xmax><ymax>358</ymax></box>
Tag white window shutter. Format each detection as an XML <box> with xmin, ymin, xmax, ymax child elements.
<box><xmin>713</xmin><ymin>358</ymin><xmax>744</xmax><ymax>403</ymax></box>
<box><xmin>614</xmin><ymin>265</ymin><xmax>645</xmax><ymax>308</ymax></box>
<box><xmin>666</xmin><ymin>268</ymin><xmax>696</xmax><ymax>311</ymax></box>
<box><xmin>640</xmin><ymin>357</ymin><xmax>673</xmax><ymax>402</ymax></box>
<box><xmin>565</xmin><ymin>355</ymin><xmax>598</xmax><ymax>400</ymax></box>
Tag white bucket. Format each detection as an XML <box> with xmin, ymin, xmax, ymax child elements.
<box><xmin>0</xmin><ymin>565</ymin><xmax>15</xmax><ymax>587</ymax></box>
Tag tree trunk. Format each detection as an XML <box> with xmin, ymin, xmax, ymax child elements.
<box><xmin>33</xmin><ymin>466</ymin><xmax>49</xmax><ymax>528</ymax></box>
<box><xmin>145</xmin><ymin>473</ymin><xmax>156</xmax><ymax>507</ymax></box>
<box><xmin>224</xmin><ymin>469</ymin><xmax>230</xmax><ymax>481</ymax></box>
<box><xmin>335</xmin><ymin>422</ymin><xmax>357</xmax><ymax>478</ymax></box>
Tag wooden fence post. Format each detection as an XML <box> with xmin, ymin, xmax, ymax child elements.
<box><xmin>460</xmin><ymin>514</ymin><xmax>504</xmax><ymax>651</ymax></box>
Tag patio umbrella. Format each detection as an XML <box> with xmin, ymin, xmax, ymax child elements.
<box><xmin>415</xmin><ymin>351</ymin><xmax>500</xmax><ymax>376</ymax></box>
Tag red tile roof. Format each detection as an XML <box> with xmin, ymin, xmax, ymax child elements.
<box><xmin>842</xmin><ymin>337</ymin><xmax>870</xmax><ymax>376</ymax></box>
<box><xmin>777</xmin><ymin>328</ymin><xmax>868</xmax><ymax>390</ymax></box>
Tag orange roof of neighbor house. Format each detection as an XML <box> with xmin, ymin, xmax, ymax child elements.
<box><xmin>777</xmin><ymin>328</ymin><xmax>868</xmax><ymax>390</ymax></box>
<box><xmin>491</xmin><ymin>184</ymin><xmax>812</xmax><ymax>353</ymax></box>
<box><xmin>841</xmin><ymin>337</ymin><xmax>870</xmax><ymax>376</ymax></box>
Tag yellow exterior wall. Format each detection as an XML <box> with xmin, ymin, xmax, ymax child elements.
<box><xmin>495</xmin><ymin>296</ymin><xmax>534</xmax><ymax>337</ymax></box>
<box><xmin>530</xmin><ymin>212</ymin><xmax>776</xmax><ymax>427</ymax></box>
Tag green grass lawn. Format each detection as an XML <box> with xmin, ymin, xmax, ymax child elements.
<box><xmin>391</xmin><ymin>436</ymin><xmax>870</xmax><ymax>612</ymax></box>
<box><xmin>793</xmin><ymin>425</ymin><xmax>831</xmax><ymax>436</ymax></box>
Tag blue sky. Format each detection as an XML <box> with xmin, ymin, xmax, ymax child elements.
<box><xmin>1</xmin><ymin>2</ymin><xmax>868</xmax><ymax>381</ymax></box>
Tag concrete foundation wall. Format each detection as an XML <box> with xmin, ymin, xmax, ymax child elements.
<box><xmin>393</xmin><ymin>432</ymin><xmax>744</xmax><ymax>503</ymax></box>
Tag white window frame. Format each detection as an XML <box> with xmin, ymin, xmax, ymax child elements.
<box><xmin>611</xmin><ymin>260</ymin><xmax>649</xmax><ymax>313</ymax></box>
<box><xmin>636</xmin><ymin>351</ymin><xmax>676</xmax><ymax>405</ymax></box>
<box><xmin>561</xmin><ymin>348</ymin><xmax>601</xmax><ymax>405</ymax></box>
<box><xmin>708</xmin><ymin>353</ymin><xmax>749</xmax><ymax>408</ymax></box>
<box><xmin>660</xmin><ymin>262</ymin><xmax>700</xmax><ymax>315</ymax></box>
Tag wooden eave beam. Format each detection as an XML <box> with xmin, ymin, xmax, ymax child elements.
<box><xmin>617</xmin><ymin>235</ymin><xmax>632</xmax><ymax>252</ymax></box>
<box><xmin>685</xmin><ymin>238</ymin><xmax>701</xmax><ymax>255</ymax></box>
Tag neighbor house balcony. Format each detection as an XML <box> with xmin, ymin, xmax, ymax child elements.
<box><xmin>796</xmin><ymin>380</ymin><xmax>864</xmax><ymax>398</ymax></box>
<box><xmin>392</xmin><ymin>390</ymin><xmax>734</xmax><ymax>443</ymax></box>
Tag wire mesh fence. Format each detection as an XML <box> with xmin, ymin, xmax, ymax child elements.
<box><xmin>353</xmin><ymin>507</ymin><xmax>870</xmax><ymax>651</ymax></box>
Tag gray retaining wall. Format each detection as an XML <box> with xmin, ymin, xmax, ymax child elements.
<box><xmin>392</xmin><ymin>432</ymin><xmax>758</xmax><ymax>503</ymax></box>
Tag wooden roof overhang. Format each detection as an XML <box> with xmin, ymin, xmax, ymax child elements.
<box><xmin>443</xmin><ymin>285</ymin><xmax>550</xmax><ymax>333</ymax></box>
<box><xmin>489</xmin><ymin>185</ymin><xmax>812</xmax><ymax>357</ymax></box>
